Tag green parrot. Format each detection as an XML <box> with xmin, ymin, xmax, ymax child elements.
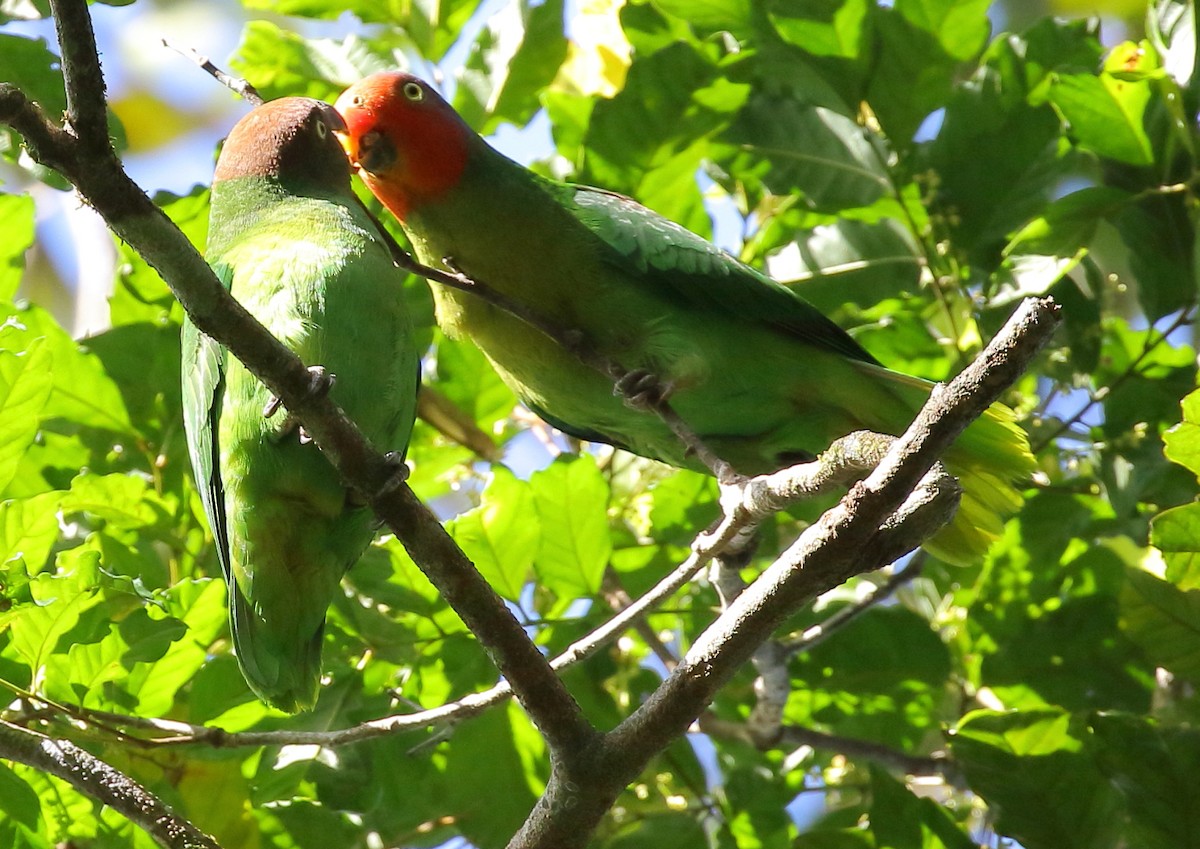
<box><xmin>333</xmin><ymin>73</ymin><xmax>1034</xmax><ymax>565</ymax></box>
<box><xmin>182</xmin><ymin>97</ymin><xmax>421</xmax><ymax>712</ymax></box>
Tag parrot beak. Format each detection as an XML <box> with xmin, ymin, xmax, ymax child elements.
<box><xmin>337</xmin><ymin>127</ymin><xmax>396</xmax><ymax>176</ymax></box>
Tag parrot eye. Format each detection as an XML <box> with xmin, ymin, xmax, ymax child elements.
<box><xmin>314</xmin><ymin>120</ymin><xmax>329</xmax><ymax>140</ymax></box>
<box><xmin>402</xmin><ymin>81</ymin><xmax>425</xmax><ymax>103</ymax></box>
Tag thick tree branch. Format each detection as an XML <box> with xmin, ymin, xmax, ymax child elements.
<box><xmin>5</xmin><ymin>0</ymin><xmax>593</xmax><ymax>763</ymax></box>
<box><xmin>0</xmin><ymin>721</ymin><xmax>220</xmax><ymax>849</ymax></box>
<box><xmin>508</xmin><ymin>297</ymin><xmax>1060</xmax><ymax>849</ymax></box>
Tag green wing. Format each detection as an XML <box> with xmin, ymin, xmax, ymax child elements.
<box><xmin>566</xmin><ymin>185</ymin><xmax>879</xmax><ymax>366</ymax></box>
<box><xmin>180</xmin><ymin>269</ymin><xmax>231</xmax><ymax>580</ymax></box>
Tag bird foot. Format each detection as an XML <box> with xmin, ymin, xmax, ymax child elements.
<box><xmin>348</xmin><ymin>452</ymin><xmax>409</xmax><ymax>509</ymax></box>
<box><xmin>263</xmin><ymin>366</ymin><xmax>337</xmax><ymax>419</ymax></box>
<box><xmin>615</xmin><ymin>369</ymin><xmax>674</xmax><ymax>412</ymax></box>
<box><xmin>376</xmin><ymin>451</ymin><xmax>410</xmax><ymax>496</ymax></box>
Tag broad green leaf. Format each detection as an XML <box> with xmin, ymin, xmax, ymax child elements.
<box><xmin>0</xmin><ymin>761</ymin><xmax>41</xmax><ymax>831</ymax></box>
<box><xmin>231</xmin><ymin>22</ymin><xmax>392</xmax><ymax>102</ymax></box>
<box><xmin>1089</xmin><ymin>712</ymin><xmax>1200</xmax><ymax>849</ymax></box>
<box><xmin>443</xmin><ymin>702</ymin><xmax>544</xmax><ymax>849</ymax></box>
<box><xmin>242</xmin><ymin>0</ymin><xmax>406</xmax><ymax>20</ymax></box>
<box><xmin>1</xmin><ymin>301</ymin><xmax>133</xmax><ymax>434</ymax></box>
<box><xmin>599</xmin><ymin>812</ymin><xmax>711</xmax><ymax>848</ymax></box>
<box><xmin>447</xmin><ymin>466</ymin><xmax>539</xmax><ymax>601</ymax></box>
<box><xmin>773</xmin><ymin>219</ymin><xmax>923</xmax><ymax>315</ymax></box>
<box><xmin>895</xmin><ymin>0</ymin><xmax>991</xmax><ymax>61</ymax></box>
<box><xmin>7</xmin><ymin>550</ymin><xmax>105</xmax><ymax>685</ymax></box>
<box><xmin>1163</xmin><ymin>387</ymin><xmax>1200</xmax><ymax>477</ymax></box>
<box><xmin>61</xmin><ymin>472</ymin><xmax>158</xmax><ymax>530</ymax></box>
<box><xmin>0</xmin><ymin>193</ymin><xmax>34</xmax><ymax>300</ymax></box>
<box><xmin>583</xmin><ymin>42</ymin><xmax>724</xmax><ymax>191</ymax></box>
<box><xmin>1003</xmin><ymin>186</ymin><xmax>1129</xmax><ymax>259</ymax></box>
<box><xmin>649</xmin><ymin>0</ymin><xmax>752</xmax><ymax>34</ymax></box>
<box><xmin>0</xmin><ymin>492</ymin><xmax>62</xmax><ymax>574</ymax></box>
<box><xmin>1120</xmin><ymin>566</ymin><xmax>1200</xmax><ymax>680</ymax></box>
<box><xmin>1048</xmin><ymin>42</ymin><xmax>1158</xmax><ymax>167</ymax></box>
<box><xmin>723</xmin><ymin>98</ymin><xmax>888</xmax><ymax>212</ymax></box>
<box><xmin>455</xmin><ymin>0</ymin><xmax>568</xmax><ymax>133</ymax></box>
<box><xmin>530</xmin><ymin>454</ymin><xmax>611</xmax><ymax>596</ymax></box>
<box><xmin>110</xmin><ymin>187</ymin><xmax>207</xmax><ymax>327</ymax></box>
<box><xmin>1151</xmin><ymin>503</ymin><xmax>1200</xmax><ymax>589</ymax></box>
<box><xmin>869</xmin><ymin>768</ymin><xmax>977</xmax><ymax>849</ymax></box>
<box><xmin>0</xmin><ymin>34</ymin><xmax>65</xmax><ymax>151</ymax></box>
<box><xmin>433</xmin><ymin>333</ymin><xmax>518</xmax><ymax>431</ymax></box>
<box><xmin>769</xmin><ymin>0</ymin><xmax>871</xmax><ymax>59</ymax></box>
<box><xmin>787</xmin><ymin>606</ymin><xmax>952</xmax><ymax>749</ymax></box>
<box><xmin>952</xmin><ymin>709</ymin><xmax>1123</xmax><ymax>849</ymax></box>
<box><xmin>0</xmin><ymin>333</ymin><xmax>51</xmax><ymax>495</ymax></box>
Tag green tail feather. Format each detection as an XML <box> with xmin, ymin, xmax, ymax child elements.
<box><xmin>928</xmin><ymin>403</ymin><xmax>1035</xmax><ymax>566</ymax></box>
<box><xmin>229</xmin><ymin>582</ymin><xmax>324</xmax><ymax>714</ymax></box>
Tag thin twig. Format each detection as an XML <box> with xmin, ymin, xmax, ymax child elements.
<box><xmin>779</xmin><ymin>553</ymin><xmax>925</xmax><ymax>656</ymax></box>
<box><xmin>161</xmin><ymin>38</ymin><xmax>264</xmax><ymax>105</ymax></box>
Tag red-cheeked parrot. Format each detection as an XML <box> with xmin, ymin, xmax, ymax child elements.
<box><xmin>333</xmin><ymin>73</ymin><xmax>1034</xmax><ymax>565</ymax></box>
<box><xmin>182</xmin><ymin>97</ymin><xmax>421</xmax><ymax>711</ymax></box>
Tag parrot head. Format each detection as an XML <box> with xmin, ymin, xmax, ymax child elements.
<box><xmin>215</xmin><ymin>97</ymin><xmax>351</xmax><ymax>191</ymax></box>
<box><xmin>333</xmin><ymin>72</ymin><xmax>470</xmax><ymax>220</ymax></box>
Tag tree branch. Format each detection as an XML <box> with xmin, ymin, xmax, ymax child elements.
<box><xmin>6</xmin><ymin>0</ymin><xmax>594</xmax><ymax>763</ymax></box>
<box><xmin>698</xmin><ymin>714</ymin><xmax>957</xmax><ymax>781</ymax></box>
<box><xmin>0</xmin><ymin>720</ymin><xmax>221</xmax><ymax>849</ymax></box>
<box><xmin>507</xmin><ymin>296</ymin><xmax>1060</xmax><ymax>849</ymax></box>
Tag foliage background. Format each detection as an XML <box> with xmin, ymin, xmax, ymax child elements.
<box><xmin>2</xmin><ymin>0</ymin><xmax>1200</xmax><ymax>847</ymax></box>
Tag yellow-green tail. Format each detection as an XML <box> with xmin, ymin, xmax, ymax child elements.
<box><xmin>928</xmin><ymin>402</ymin><xmax>1035</xmax><ymax>565</ymax></box>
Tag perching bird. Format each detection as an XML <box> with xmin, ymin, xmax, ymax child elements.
<box><xmin>333</xmin><ymin>72</ymin><xmax>1034</xmax><ymax>564</ymax></box>
<box><xmin>182</xmin><ymin>97</ymin><xmax>421</xmax><ymax>711</ymax></box>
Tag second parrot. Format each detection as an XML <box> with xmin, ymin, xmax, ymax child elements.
<box><xmin>182</xmin><ymin>97</ymin><xmax>421</xmax><ymax>712</ymax></box>
<box><xmin>334</xmin><ymin>73</ymin><xmax>1033</xmax><ymax>565</ymax></box>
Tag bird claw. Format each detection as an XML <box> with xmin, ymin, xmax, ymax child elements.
<box><xmin>263</xmin><ymin>366</ymin><xmax>336</xmax><ymax>420</ymax></box>
<box><xmin>376</xmin><ymin>451</ymin><xmax>410</xmax><ymax>496</ymax></box>
<box><xmin>615</xmin><ymin>369</ymin><xmax>673</xmax><ymax>411</ymax></box>
<box><xmin>304</xmin><ymin>365</ymin><xmax>336</xmax><ymax>400</ymax></box>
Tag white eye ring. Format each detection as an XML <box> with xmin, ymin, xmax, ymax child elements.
<box><xmin>314</xmin><ymin>120</ymin><xmax>329</xmax><ymax>139</ymax></box>
<box><xmin>402</xmin><ymin>81</ymin><xmax>424</xmax><ymax>102</ymax></box>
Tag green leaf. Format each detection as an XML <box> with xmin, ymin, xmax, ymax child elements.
<box><xmin>1151</xmin><ymin>503</ymin><xmax>1200</xmax><ymax>590</ymax></box>
<box><xmin>869</xmin><ymin>768</ymin><xmax>977</xmax><ymax>849</ymax></box>
<box><xmin>723</xmin><ymin>97</ymin><xmax>888</xmax><ymax>212</ymax></box>
<box><xmin>1120</xmin><ymin>566</ymin><xmax>1200</xmax><ymax>681</ymax></box>
<box><xmin>0</xmin><ymin>492</ymin><xmax>63</xmax><ymax>573</ymax></box>
<box><xmin>1090</xmin><ymin>712</ymin><xmax>1200</xmax><ymax>849</ymax></box>
<box><xmin>455</xmin><ymin>0</ymin><xmax>568</xmax><ymax>133</ymax></box>
<box><xmin>61</xmin><ymin>472</ymin><xmax>158</xmax><ymax>530</ymax></box>
<box><xmin>1048</xmin><ymin>43</ymin><xmax>1157</xmax><ymax>167</ymax></box>
<box><xmin>0</xmin><ymin>333</ymin><xmax>51</xmax><ymax>495</ymax></box>
<box><xmin>649</xmin><ymin>0</ymin><xmax>752</xmax><ymax>34</ymax></box>
<box><xmin>1</xmin><ymin>301</ymin><xmax>133</xmax><ymax>435</ymax></box>
<box><xmin>768</xmin><ymin>0</ymin><xmax>871</xmax><ymax>59</ymax></box>
<box><xmin>7</xmin><ymin>550</ymin><xmax>105</xmax><ymax>683</ymax></box>
<box><xmin>0</xmin><ymin>194</ymin><xmax>34</xmax><ymax>300</ymax></box>
<box><xmin>1004</xmin><ymin>186</ymin><xmax>1129</xmax><ymax>259</ymax></box>
<box><xmin>447</xmin><ymin>466</ymin><xmax>540</xmax><ymax>601</ymax></box>
<box><xmin>952</xmin><ymin>709</ymin><xmax>1124</xmax><ymax>849</ymax></box>
<box><xmin>599</xmin><ymin>812</ymin><xmax>711</xmax><ymax>849</ymax></box>
<box><xmin>530</xmin><ymin>454</ymin><xmax>611</xmax><ymax>597</ymax></box>
<box><xmin>231</xmin><ymin>21</ymin><xmax>392</xmax><ymax>102</ymax></box>
<box><xmin>0</xmin><ymin>761</ymin><xmax>41</xmax><ymax>831</ymax></box>
<box><xmin>432</xmin><ymin>333</ymin><xmax>518</xmax><ymax>432</ymax></box>
<box><xmin>1163</xmin><ymin>387</ymin><xmax>1200</xmax><ymax>478</ymax></box>
<box><xmin>443</xmin><ymin>702</ymin><xmax>544</xmax><ymax>849</ymax></box>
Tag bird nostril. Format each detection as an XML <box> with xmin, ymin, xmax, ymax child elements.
<box><xmin>356</xmin><ymin>130</ymin><xmax>396</xmax><ymax>173</ymax></box>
